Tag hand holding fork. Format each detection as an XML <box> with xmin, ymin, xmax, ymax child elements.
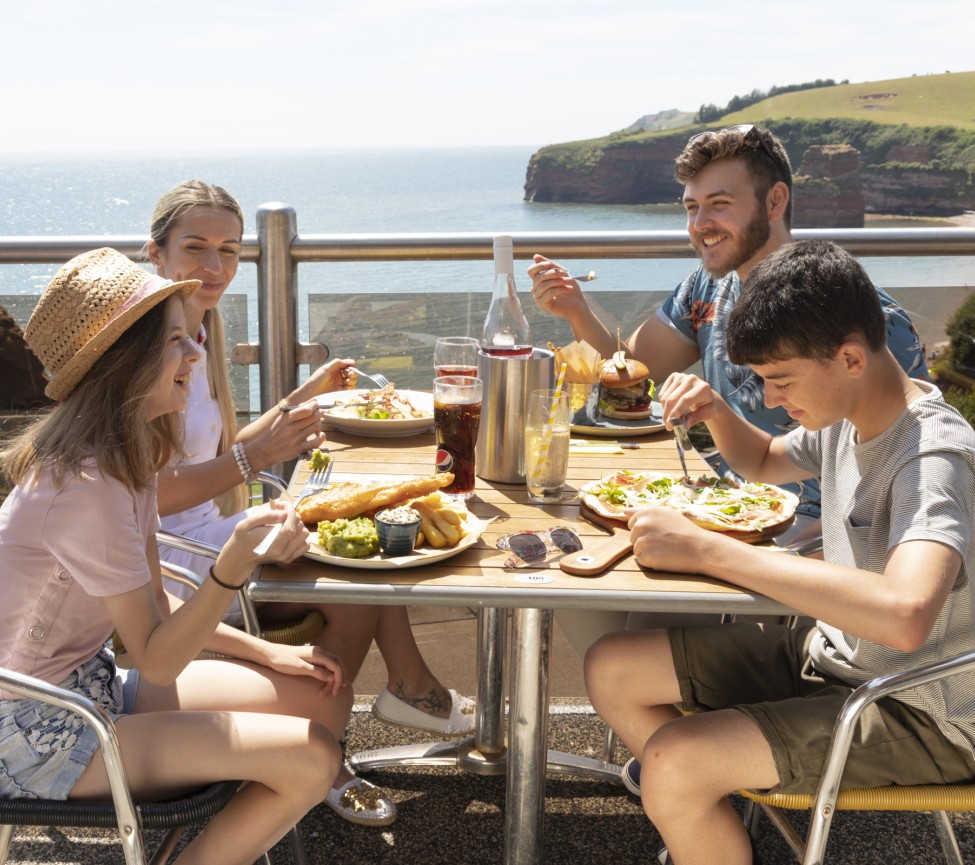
<box><xmin>253</xmin><ymin>456</ymin><xmax>334</xmax><ymax>555</ymax></box>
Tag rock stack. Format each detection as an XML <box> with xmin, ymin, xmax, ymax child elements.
<box><xmin>793</xmin><ymin>144</ymin><xmax>865</xmax><ymax>228</ymax></box>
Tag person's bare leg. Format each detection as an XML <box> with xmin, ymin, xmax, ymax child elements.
<box><xmin>375</xmin><ymin>605</ymin><xmax>454</xmax><ymax>718</ymax></box>
<box><xmin>641</xmin><ymin>710</ymin><xmax>778</xmax><ymax>865</ymax></box>
<box><xmin>71</xmin><ymin>661</ymin><xmax>345</xmax><ymax>865</ymax></box>
<box><xmin>137</xmin><ymin>656</ymin><xmax>360</xmax><ymax>787</ymax></box>
<box><xmin>260</xmin><ymin>602</ymin><xmax>457</xmax><ymax>719</ymax></box>
<box><xmin>585</xmin><ymin>629</ymin><xmax>683</xmax><ymax>758</ymax></box>
<box><xmin>257</xmin><ymin>600</ymin><xmax>381</xmax><ymax>680</ymax></box>
<box><xmin>585</xmin><ymin>630</ymin><xmax>779</xmax><ymax>865</ymax></box>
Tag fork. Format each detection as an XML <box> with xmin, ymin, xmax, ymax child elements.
<box><xmin>297</xmin><ymin>459</ymin><xmax>335</xmax><ymax>501</ymax></box>
<box><xmin>253</xmin><ymin>459</ymin><xmax>334</xmax><ymax>555</ymax></box>
<box><xmin>348</xmin><ymin>367</ymin><xmax>391</xmax><ymax>388</ymax></box>
<box><xmin>668</xmin><ymin>416</ymin><xmax>693</xmax><ymax>479</ymax></box>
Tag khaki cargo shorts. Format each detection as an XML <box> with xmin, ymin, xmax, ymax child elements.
<box><xmin>669</xmin><ymin>622</ymin><xmax>975</xmax><ymax>795</ymax></box>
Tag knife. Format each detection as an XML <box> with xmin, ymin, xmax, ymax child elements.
<box><xmin>668</xmin><ymin>416</ymin><xmax>693</xmax><ymax>479</ymax></box>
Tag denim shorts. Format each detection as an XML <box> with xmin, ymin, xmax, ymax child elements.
<box><xmin>0</xmin><ymin>647</ymin><xmax>140</xmax><ymax>800</ymax></box>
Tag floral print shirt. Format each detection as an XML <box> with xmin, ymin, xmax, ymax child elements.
<box><xmin>657</xmin><ymin>265</ymin><xmax>927</xmax><ymax>517</ymax></box>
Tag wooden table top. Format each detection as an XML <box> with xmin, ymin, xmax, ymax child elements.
<box><xmin>249</xmin><ymin>429</ymin><xmax>793</xmax><ymax>617</ymax></box>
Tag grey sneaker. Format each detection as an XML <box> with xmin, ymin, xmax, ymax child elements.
<box><xmin>621</xmin><ymin>756</ymin><xmax>641</xmax><ymax>796</ymax></box>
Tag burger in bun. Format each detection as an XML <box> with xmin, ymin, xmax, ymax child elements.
<box><xmin>597</xmin><ymin>351</ymin><xmax>655</xmax><ymax>420</ymax></box>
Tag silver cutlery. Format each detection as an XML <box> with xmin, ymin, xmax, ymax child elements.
<box><xmin>318</xmin><ymin>400</ymin><xmax>382</xmax><ymax>411</ymax></box>
<box><xmin>253</xmin><ymin>458</ymin><xmax>334</xmax><ymax>555</ymax></box>
<box><xmin>297</xmin><ymin>458</ymin><xmax>335</xmax><ymax>501</ymax></box>
<box><xmin>348</xmin><ymin>367</ymin><xmax>391</xmax><ymax>388</ymax></box>
<box><xmin>569</xmin><ymin>271</ymin><xmax>598</xmax><ymax>282</ymax></box>
<box><xmin>668</xmin><ymin>416</ymin><xmax>693</xmax><ymax>479</ymax></box>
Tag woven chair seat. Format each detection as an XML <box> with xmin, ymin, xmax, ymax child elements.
<box><xmin>0</xmin><ymin>780</ymin><xmax>240</xmax><ymax>831</ymax></box>
<box><xmin>741</xmin><ymin>782</ymin><xmax>975</xmax><ymax>812</ymax></box>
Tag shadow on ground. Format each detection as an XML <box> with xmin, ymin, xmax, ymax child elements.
<box><xmin>8</xmin><ymin>707</ymin><xmax>975</xmax><ymax>864</ymax></box>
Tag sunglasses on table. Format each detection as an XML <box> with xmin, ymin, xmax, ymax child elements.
<box><xmin>496</xmin><ymin>527</ymin><xmax>583</xmax><ymax>568</ymax></box>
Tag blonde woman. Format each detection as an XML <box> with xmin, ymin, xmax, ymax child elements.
<box><xmin>0</xmin><ymin>248</ymin><xmax>350</xmax><ymax>864</ymax></box>
<box><xmin>149</xmin><ymin>181</ymin><xmax>475</xmax><ymax>825</ymax></box>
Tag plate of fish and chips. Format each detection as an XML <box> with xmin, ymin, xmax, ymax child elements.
<box><xmin>295</xmin><ymin>470</ymin><xmax>490</xmax><ymax>569</ymax></box>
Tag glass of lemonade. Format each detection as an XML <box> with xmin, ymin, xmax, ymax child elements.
<box><xmin>524</xmin><ymin>389</ymin><xmax>571</xmax><ymax>503</ymax></box>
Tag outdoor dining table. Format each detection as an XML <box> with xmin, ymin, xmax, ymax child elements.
<box><xmin>248</xmin><ymin>426</ymin><xmax>794</xmax><ymax>865</ymax></box>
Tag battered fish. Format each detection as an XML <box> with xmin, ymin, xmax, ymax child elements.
<box><xmin>296</xmin><ymin>474</ymin><xmax>455</xmax><ymax>524</ymax></box>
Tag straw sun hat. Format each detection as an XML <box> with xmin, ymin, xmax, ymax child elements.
<box><xmin>25</xmin><ymin>247</ymin><xmax>200</xmax><ymax>401</ymax></box>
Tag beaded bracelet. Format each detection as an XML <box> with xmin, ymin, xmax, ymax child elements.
<box><xmin>208</xmin><ymin>564</ymin><xmax>243</xmax><ymax>591</ymax></box>
<box><xmin>231</xmin><ymin>442</ymin><xmax>255</xmax><ymax>483</ymax></box>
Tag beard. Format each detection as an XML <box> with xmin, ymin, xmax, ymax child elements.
<box><xmin>695</xmin><ymin>199</ymin><xmax>771</xmax><ymax>279</ymax></box>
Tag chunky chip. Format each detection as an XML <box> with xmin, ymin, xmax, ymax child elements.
<box><xmin>408</xmin><ymin>492</ymin><xmax>470</xmax><ymax>549</ymax></box>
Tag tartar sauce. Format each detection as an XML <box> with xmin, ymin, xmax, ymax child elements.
<box><xmin>375</xmin><ymin>505</ymin><xmax>421</xmax><ymax>525</ymax></box>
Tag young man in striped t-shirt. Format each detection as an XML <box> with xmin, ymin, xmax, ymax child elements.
<box><xmin>586</xmin><ymin>239</ymin><xmax>975</xmax><ymax>865</ymax></box>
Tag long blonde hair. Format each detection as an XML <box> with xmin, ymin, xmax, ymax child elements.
<box><xmin>150</xmin><ymin>180</ymin><xmax>248</xmax><ymax>515</ymax></box>
<box><xmin>1</xmin><ymin>301</ymin><xmax>181</xmax><ymax>490</ymax></box>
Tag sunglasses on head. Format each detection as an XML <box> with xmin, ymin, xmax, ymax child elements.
<box><xmin>687</xmin><ymin>123</ymin><xmax>785</xmax><ymax>177</ymax></box>
<box><xmin>496</xmin><ymin>526</ymin><xmax>583</xmax><ymax>567</ymax></box>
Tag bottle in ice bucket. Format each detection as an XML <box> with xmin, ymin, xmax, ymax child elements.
<box><xmin>481</xmin><ymin>235</ymin><xmax>532</xmax><ymax>357</ymax></box>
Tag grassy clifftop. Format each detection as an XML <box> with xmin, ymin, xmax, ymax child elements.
<box><xmin>536</xmin><ymin>72</ymin><xmax>975</xmax><ymax>172</ymax></box>
<box><xmin>720</xmin><ymin>72</ymin><xmax>975</xmax><ymax>131</ymax></box>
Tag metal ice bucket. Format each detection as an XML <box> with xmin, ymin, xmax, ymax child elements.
<box><xmin>475</xmin><ymin>347</ymin><xmax>555</xmax><ymax>483</ymax></box>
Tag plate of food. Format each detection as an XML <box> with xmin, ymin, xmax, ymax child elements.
<box><xmin>569</xmin><ymin>354</ymin><xmax>665</xmax><ymax>436</ymax></box>
<box><xmin>318</xmin><ymin>386</ymin><xmax>434</xmax><ymax>437</ymax></box>
<box><xmin>296</xmin><ymin>471</ymin><xmax>489</xmax><ymax>569</ymax></box>
<box><xmin>579</xmin><ymin>470</ymin><xmax>799</xmax><ymax>542</ymax></box>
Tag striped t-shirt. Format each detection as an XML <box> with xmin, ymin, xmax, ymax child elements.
<box><xmin>786</xmin><ymin>381</ymin><xmax>975</xmax><ymax>755</ymax></box>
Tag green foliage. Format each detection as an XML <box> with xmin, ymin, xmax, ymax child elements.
<box><xmin>942</xmin><ymin>386</ymin><xmax>975</xmax><ymax>429</ymax></box>
<box><xmin>945</xmin><ymin>293</ymin><xmax>975</xmax><ymax>372</ymax></box>
<box><xmin>726</xmin><ymin>118</ymin><xmax>975</xmax><ymax>176</ymax></box>
<box><xmin>695</xmin><ymin>78</ymin><xmax>843</xmax><ymax>123</ymax></box>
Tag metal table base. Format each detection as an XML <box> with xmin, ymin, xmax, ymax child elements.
<box><xmin>348</xmin><ymin>607</ymin><xmax>622</xmax><ymax>864</ymax></box>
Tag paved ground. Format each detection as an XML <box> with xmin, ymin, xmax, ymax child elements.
<box><xmin>7</xmin><ymin>609</ymin><xmax>975</xmax><ymax>863</ymax></box>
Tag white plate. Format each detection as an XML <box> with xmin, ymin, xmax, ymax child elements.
<box><xmin>570</xmin><ymin>400</ymin><xmax>666</xmax><ymax>437</ymax></box>
<box><xmin>304</xmin><ymin>515</ymin><xmax>490</xmax><ymax>569</ymax></box>
<box><xmin>317</xmin><ymin>389</ymin><xmax>434</xmax><ymax>437</ymax></box>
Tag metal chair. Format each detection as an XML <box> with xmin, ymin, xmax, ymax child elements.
<box><xmin>740</xmin><ymin>648</ymin><xmax>975</xmax><ymax>865</ymax></box>
<box><xmin>0</xmin><ymin>663</ymin><xmax>245</xmax><ymax>865</ymax></box>
<box><xmin>1</xmin><ymin>531</ymin><xmax>313</xmax><ymax>864</ymax></box>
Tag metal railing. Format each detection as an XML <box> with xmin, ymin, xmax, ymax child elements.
<box><xmin>2</xmin><ymin>205</ymin><xmax>974</xmax><ymax>415</ymax></box>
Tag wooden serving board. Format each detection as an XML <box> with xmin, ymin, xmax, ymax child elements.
<box><xmin>559</xmin><ymin>500</ymin><xmax>796</xmax><ymax>578</ymax></box>
<box><xmin>559</xmin><ymin>501</ymin><xmax>634</xmax><ymax>577</ymax></box>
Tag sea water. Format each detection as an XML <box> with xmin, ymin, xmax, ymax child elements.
<box><xmin>2</xmin><ymin>146</ymin><xmax>971</xmax><ymax>398</ymax></box>
<box><xmin>2</xmin><ymin>146</ymin><xmax>971</xmax><ymax>303</ymax></box>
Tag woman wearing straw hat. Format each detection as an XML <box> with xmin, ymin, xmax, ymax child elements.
<box><xmin>0</xmin><ymin>248</ymin><xmax>349</xmax><ymax>862</ymax></box>
<box><xmin>146</xmin><ymin>180</ymin><xmax>475</xmax><ymax>825</ymax></box>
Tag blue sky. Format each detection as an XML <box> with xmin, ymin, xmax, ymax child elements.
<box><xmin>2</xmin><ymin>0</ymin><xmax>972</xmax><ymax>153</ymax></box>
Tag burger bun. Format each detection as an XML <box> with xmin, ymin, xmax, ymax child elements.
<box><xmin>599</xmin><ymin>357</ymin><xmax>650</xmax><ymax>389</ymax></box>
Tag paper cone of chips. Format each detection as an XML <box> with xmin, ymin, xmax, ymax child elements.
<box><xmin>547</xmin><ymin>340</ymin><xmax>603</xmax><ymax>384</ymax></box>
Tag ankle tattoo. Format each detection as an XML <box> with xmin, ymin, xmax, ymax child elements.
<box><xmin>391</xmin><ymin>681</ymin><xmax>451</xmax><ymax>714</ymax></box>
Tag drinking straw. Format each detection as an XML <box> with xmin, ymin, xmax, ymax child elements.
<box><xmin>530</xmin><ymin>363</ymin><xmax>568</xmax><ymax>478</ymax></box>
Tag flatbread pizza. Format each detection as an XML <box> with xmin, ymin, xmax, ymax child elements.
<box><xmin>580</xmin><ymin>470</ymin><xmax>798</xmax><ymax>537</ymax></box>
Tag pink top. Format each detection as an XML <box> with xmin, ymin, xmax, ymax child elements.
<box><xmin>0</xmin><ymin>462</ymin><xmax>157</xmax><ymax>699</ymax></box>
